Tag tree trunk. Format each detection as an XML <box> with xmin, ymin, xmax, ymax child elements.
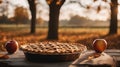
<box><xmin>46</xmin><ymin>0</ymin><xmax>65</xmax><ymax>40</ymax></box>
<box><xmin>47</xmin><ymin>7</ymin><xmax>60</xmax><ymax>40</ymax></box>
<box><xmin>109</xmin><ymin>0</ymin><xmax>118</xmax><ymax>34</ymax></box>
<box><xmin>28</xmin><ymin>0</ymin><xmax>36</xmax><ymax>34</ymax></box>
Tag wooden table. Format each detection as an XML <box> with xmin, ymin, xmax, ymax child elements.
<box><xmin>0</xmin><ymin>49</ymin><xmax>120</xmax><ymax>67</ymax></box>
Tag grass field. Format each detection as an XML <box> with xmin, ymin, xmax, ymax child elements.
<box><xmin>0</xmin><ymin>24</ymin><xmax>120</xmax><ymax>51</ymax></box>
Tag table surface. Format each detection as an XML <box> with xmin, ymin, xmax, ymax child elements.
<box><xmin>0</xmin><ymin>49</ymin><xmax>120</xmax><ymax>67</ymax></box>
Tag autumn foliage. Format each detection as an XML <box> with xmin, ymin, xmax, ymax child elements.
<box><xmin>0</xmin><ymin>26</ymin><xmax>120</xmax><ymax>51</ymax></box>
<box><xmin>13</xmin><ymin>7</ymin><xmax>29</xmax><ymax>24</ymax></box>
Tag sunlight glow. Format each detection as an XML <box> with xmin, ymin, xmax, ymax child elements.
<box><xmin>5</xmin><ymin>0</ymin><xmax>120</xmax><ymax>21</ymax></box>
<box><xmin>117</xmin><ymin>6</ymin><xmax>120</xmax><ymax>20</ymax></box>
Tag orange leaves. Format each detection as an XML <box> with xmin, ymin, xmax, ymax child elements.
<box><xmin>14</xmin><ymin>7</ymin><xmax>29</xmax><ymax>23</ymax></box>
<box><xmin>86</xmin><ymin>5</ymin><xmax>101</xmax><ymax>13</ymax></box>
<box><xmin>56</xmin><ymin>0</ymin><xmax>61</xmax><ymax>5</ymax></box>
<box><xmin>46</xmin><ymin>0</ymin><xmax>65</xmax><ymax>6</ymax></box>
<box><xmin>93</xmin><ymin>0</ymin><xmax>97</xmax><ymax>2</ymax></box>
<box><xmin>93</xmin><ymin>0</ymin><xmax>108</xmax><ymax>2</ymax></box>
<box><xmin>0</xmin><ymin>27</ymin><xmax>120</xmax><ymax>50</ymax></box>
<box><xmin>102</xmin><ymin>0</ymin><xmax>107</xmax><ymax>2</ymax></box>
<box><xmin>97</xmin><ymin>5</ymin><xmax>101</xmax><ymax>13</ymax></box>
<box><xmin>0</xmin><ymin>0</ymin><xmax>2</xmax><ymax>4</ymax></box>
<box><xmin>86</xmin><ymin>5</ymin><xmax>91</xmax><ymax>9</ymax></box>
<box><xmin>46</xmin><ymin>0</ymin><xmax>53</xmax><ymax>5</ymax></box>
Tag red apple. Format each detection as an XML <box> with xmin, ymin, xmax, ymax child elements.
<box><xmin>93</xmin><ymin>39</ymin><xmax>107</xmax><ymax>53</ymax></box>
<box><xmin>5</xmin><ymin>40</ymin><xmax>19</xmax><ymax>54</ymax></box>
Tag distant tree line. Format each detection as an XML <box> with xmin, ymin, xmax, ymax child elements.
<box><xmin>0</xmin><ymin>0</ymin><xmax>43</xmax><ymax>25</ymax></box>
<box><xmin>70</xmin><ymin>0</ymin><xmax>118</xmax><ymax>35</ymax></box>
<box><xmin>0</xmin><ymin>6</ymin><xmax>43</xmax><ymax>24</ymax></box>
<box><xmin>0</xmin><ymin>6</ymin><xmax>29</xmax><ymax>24</ymax></box>
<box><xmin>0</xmin><ymin>0</ymin><xmax>119</xmax><ymax>40</ymax></box>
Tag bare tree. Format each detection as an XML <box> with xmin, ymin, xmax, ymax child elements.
<box><xmin>46</xmin><ymin>0</ymin><xmax>66</xmax><ymax>40</ymax></box>
<box><xmin>27</xmin><ymin>0</ymin><xmax>36</xmax><ymax>34</ymax></box>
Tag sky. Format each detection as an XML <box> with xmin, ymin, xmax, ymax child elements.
<box><xmin>3</xmin><ymin>0</ymin><xmax>120</xmax><ymax>21</ymax></box>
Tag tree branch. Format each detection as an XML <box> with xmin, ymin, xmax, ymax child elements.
<box><xmin>68</xmin><ymin>0</ymin><xmax>111</xmax><ymax>13</ymax></box>
<box><xmin>60</xmin><ymin>0</ymin><xmax>66</xmax><ymax>6</ymax></box>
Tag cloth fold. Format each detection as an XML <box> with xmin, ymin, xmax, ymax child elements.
<box><xmin>71</xmin><ymin>51</ymin><xmax>116</xmax><ymax>67</ymax></box>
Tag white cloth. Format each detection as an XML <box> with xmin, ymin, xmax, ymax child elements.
<box><xmin>71</xmin><ymin>51</ymin><xmax>116</xmax><ymax>67</ymax></box>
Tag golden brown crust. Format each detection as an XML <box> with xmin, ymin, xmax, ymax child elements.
<box><xmin>21</xmin><ymin>42</ymin><xmax>87</xmax><ymax>55</ymax></box>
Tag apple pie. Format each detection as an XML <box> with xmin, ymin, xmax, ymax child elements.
<box><xmin>21</xmin><ymin>42</ymin><xmax>86</xmax><ymax>55</ymax></box>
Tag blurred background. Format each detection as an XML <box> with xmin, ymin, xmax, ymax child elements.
<box><xmin>0</xmin><ymin>0</ymin><xmax>120</xmax><ymax>50</ymax></box>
